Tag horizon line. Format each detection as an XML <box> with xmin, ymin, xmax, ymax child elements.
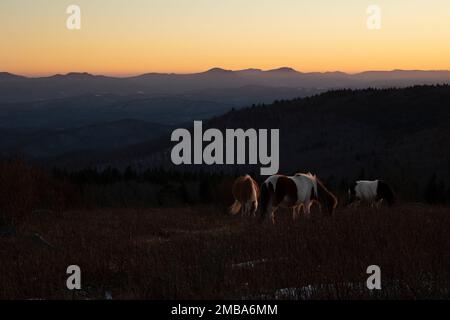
<box><xmin>2</xmin><ymin>67</ymin><xmax>450</xmax><ymax>79</ymax></box>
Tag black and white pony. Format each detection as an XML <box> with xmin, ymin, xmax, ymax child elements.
<box><xmin>347</xmin><ymin>180</ymin><xmax>395</xmax><ymax>207</ymax></box>
<box><xmin>260</xmin><ymin>173</ymin><xmax>338</xmax><ymax>223</ymax></box>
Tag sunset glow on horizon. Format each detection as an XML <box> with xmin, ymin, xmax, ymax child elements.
<box><xmin>1</xmin><ymin>0</ymin><xmax>450</xmax><ymax>76</ymax></box>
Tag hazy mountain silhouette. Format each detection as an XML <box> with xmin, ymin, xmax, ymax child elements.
<box><xmin>1</xmin><ymin>68</ymin><xmax>450</xmax><ymax>103</ymax></box>
<box><xmin>0</xmin><ymin>72</ymin><xmax>26</xmax><ymax>81</ymax></box>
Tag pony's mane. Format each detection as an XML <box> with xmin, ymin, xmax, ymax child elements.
<box><xmin>295</xmin><ymin>172</ymin><xmax>316</xmax><ymax>179</ymax></box>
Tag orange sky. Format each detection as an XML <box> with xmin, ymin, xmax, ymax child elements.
<box><xmin>1</xmin><ymin>0</ymin><xmax>449</xmax><ymax>76</ymax></box>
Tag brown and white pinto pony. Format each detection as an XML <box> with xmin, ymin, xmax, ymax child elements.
<box><xmin>260</xmin><ymin>173</ymin><xmax>338</xmax><ymax>223</ymax></box>
<box><xmin>230</xmin><ymin>175</ymin><xmax>260</xmax><ymax>217</ymax></box>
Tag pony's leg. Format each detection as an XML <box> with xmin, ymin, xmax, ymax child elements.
<box><xmin>247</xmin><ymin>201</ymin><xmax>254</xmax><ymax>216</ymax></box>
<box><xmin>296</xmin><ymin>204</ymin><xmax>304</xmax><ymax>218</ymax></box>
<box><xmin>244</xmin><ymin>201</ymin><xmax>249</xmax><ymax>216</ymax></box>
<box><xmin>304</xmin><ymin>201</ymin><xmax>312</xmax><ymax>218</ymax></box>
<box><xmin>351</xmin><ymin>200</ymin><xmax>362</xmax><ymax>209</ymax></box>
<box><xmin>375</xmin><ymin>199</ymin><xmax>383</xmax><ymax>209</ymax></box>
<box><xmin>269</xmin><ymin>205</ymin><xmax>277</xmax><ymax>224</ymax></box>
<box><xmin>317</xmin><ymin>201</ymin><xmax>323</xmax><ymax>214</ymax></box>
<box><xmin>251</xmin><ymin>200</ymin><xmax>258</xmax><ymax>217</ymax></box>
<box><xmin>310</xmin><ymin>201</ymin><xmax>318</xmax><ymax>214</ymax></box>
<box><xmin>292</xmin><ymin>206</ymin><xmax>299</xmax><ymax>221</ymax></box>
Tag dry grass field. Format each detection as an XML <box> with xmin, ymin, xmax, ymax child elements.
<box><xmin>1</xmin><ymin>203</ymin><xmax>449</xmax><ymax>300</ymax></box>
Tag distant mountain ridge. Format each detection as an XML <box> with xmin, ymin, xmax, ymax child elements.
<box><xmin>1</xmin><ymin>68</ymin><xmax>450</xmax><ymax>103</ymax></box>
<box><xmin>3</xmin><ymin>68</ymin><xmax>450</xmax><ymax>81</ymax></box>
<box><xmin>5</xmin><ymin>67</ymin><xmax>450</xmax><ymax>79</ymax></box>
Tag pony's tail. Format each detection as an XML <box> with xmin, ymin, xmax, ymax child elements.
<box><xmin>229</xmin><ymin>201</ymin><xmax>242</xmax><ymax>215</ymax></box>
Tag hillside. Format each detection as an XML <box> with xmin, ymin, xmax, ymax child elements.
<box><xmin>79</xmin><ymin>85</ymin><xmax>450</xmax><ymax>201</ymax></box>
<box><xmin>0</xmin><ymin>87</ymin><xmax>318</xmax><ymax>158</ymax></box>
<box><xmin>0</xmin><ymin>120</ymin><xmax>173</xmax><ymax>158</ymax></box>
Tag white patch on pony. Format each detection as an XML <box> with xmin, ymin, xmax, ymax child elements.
<box><xmin>295</xmin><ymin>173</ymin><xmax>318</xmax><ymax>200</ymax></box>
<box><xmin>291</xmin><ymin>174</ymin><xmax>317</xmax><ymax>216</ymax></box>
<box><xmin>355</xmin><ymin>180</ymin><xmax>379</xmax><ymax>202</ymax></box>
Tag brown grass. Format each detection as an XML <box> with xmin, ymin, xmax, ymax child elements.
<box><xmin>0</xmin><ymin>204</ymin><xmax>449</xmax><ymax>300</ymax></box>
<box><xmin>0</xmin><ymin>159</ymin><xmax>67</xmax><ymax>227</ymax></box>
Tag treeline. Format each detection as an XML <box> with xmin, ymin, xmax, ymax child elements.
<box><xmin>1</xmin><ymin>159</ymin><xmax>449</xmax><ymax>228</ymax></box>
<box><xmin>52</xmin><ymin>166</ymin><xmax>238</xmax><ymax>209</ymax></box>
<box><xmin>54</xmin><ymin>164</ymin><xmax>450</xmax><ymax>207</ymax></box>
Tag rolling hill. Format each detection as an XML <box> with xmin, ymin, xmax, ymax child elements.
<box><xmin>68</xmin><ymin>85</ymin><xmax>450</xmax><ymax>200</ymax></box>
<box><xmin>0</xmin><ymin>119</ymin><xmax>173</xmax><ymax>158</ymax></box>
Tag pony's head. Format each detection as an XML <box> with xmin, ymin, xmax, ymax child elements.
<box><xmin>345</xmin><ymin>182</ymin><xmax>358</xmax><ymax>207</ymax></box>
<box><xmin>316</xmin><ymin>178</ymin><xmax>338</xmax><ymax>215</ymax></box>
<box><xmin>259</xmin><ymin>181</ymin><xmax>274</xmax><ymax>221</ymax></box>
<box><xmin>377</xmin><ymin>180</ymin><xmax>396</xmax><ymax>206</ymax></box>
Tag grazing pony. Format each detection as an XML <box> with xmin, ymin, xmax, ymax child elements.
<box><xmin>260</xmin><ymin>173</ymin><xmax>338</xmax><ymax>223</ymax></box>
<box><xmin>348</xmin><ymin>180</ymin><xmax>395</xmax><ymax>207</ymax></box>
<box><xmin>294</xmin><ymin>175</ymin><xmax>339</xmax><ymax>217</ymax></box>
<box><xmin>230</xmin><ymin>175</ymin><xmax>260</xmax><ymax>217</ymax></box>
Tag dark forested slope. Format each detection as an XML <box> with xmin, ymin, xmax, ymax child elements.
<box><xmin>88</xmin><ymin>85</ymin><xmax>450</xmax><ymax>200</ymax></box>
